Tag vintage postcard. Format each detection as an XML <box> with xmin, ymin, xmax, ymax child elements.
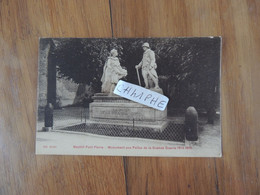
<box><xmin>36</xmin><ymin>37</ymin><xmax>222</xmax><ymax>157</ymax></box>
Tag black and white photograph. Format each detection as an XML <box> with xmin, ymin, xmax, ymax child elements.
<box><xmin>36</xmin><ymin>37</ymin><xmax>221</xmax><ymax>157</ymax></box>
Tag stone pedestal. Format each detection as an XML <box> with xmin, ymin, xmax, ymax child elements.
<box><xmin>89</xmin><ymin>93</ymin><xmax>168</xmax><ymax>132</ymax></box>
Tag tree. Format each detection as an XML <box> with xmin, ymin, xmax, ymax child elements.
<box><xmin>44</xmin><ymin>38</ymin><xmax>220</xmax><ymax>118</ymax></box>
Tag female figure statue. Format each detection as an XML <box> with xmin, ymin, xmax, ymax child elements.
<box><xmin>101</xmin><ymin>49</ymin><xmax>127</xmax><ymax>94</ymax></box>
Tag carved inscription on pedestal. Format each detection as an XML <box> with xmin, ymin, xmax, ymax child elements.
<box><xmin>92</xmin><ymin>106</ymin><xmax>146</xmax><ymax>120</ymax></box>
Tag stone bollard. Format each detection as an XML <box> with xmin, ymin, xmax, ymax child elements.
<box><xmin>185</xmin><ymin>106</ymin><xmax>198</xmax><ymax>141</ymax></box>
<box><xmin>43</xmin><ymin>103</ymin><xmax>54</xmax><ymax>131</ymax></box>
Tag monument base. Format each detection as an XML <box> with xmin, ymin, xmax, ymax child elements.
<box><xmin>89</xmin><ymin>93</ymin><xmax>168</xmax><ymax>132</ymax></box>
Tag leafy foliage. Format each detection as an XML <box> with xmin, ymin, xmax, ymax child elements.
<box><xmin>44</xmin><ymin>38</ymin><xmax>220</xmax><ymax>110</ymax></box>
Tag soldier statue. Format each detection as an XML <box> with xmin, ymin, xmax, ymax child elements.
<box><xmin>135</xmin><ymin>42</ymin><xmax>159</xmax><ymax>89</ymax></box>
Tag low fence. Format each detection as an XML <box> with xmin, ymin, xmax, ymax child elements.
<box><xmin>52</xmin><ymin>107</ymin><xmax>88</xmax><ymax>129</ymax></box>
<box><xmin>52</xmin><ymin>107</ymin><xmax>185</xmax><ymax>142</ymax></box>
<box><xmin>40</xmin><ymin>106</ymin><xmax>199</xmax><ymax>142</ymax></box>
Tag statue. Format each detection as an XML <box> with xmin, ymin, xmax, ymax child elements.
<box><xmin>101</xmin><ymin>49</ymin><xmax>127</xmax><ymax>94</ymax></box>
<box><xmin>135</xmin><ymin>42</ymin><xmax>159</xmax><ymax>89</ymax></box>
